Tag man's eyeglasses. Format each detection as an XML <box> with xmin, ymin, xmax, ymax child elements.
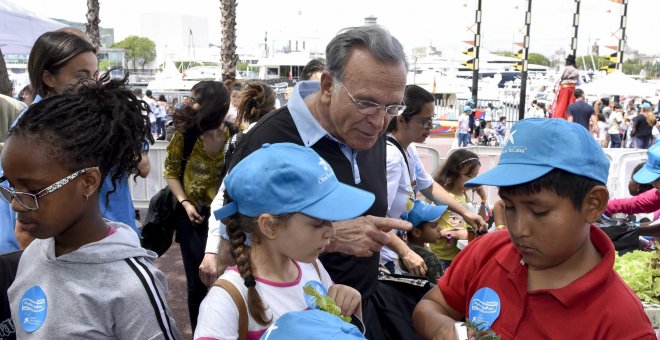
<box><xmin>335</xmin><ymin>78</ymin><xmax>406</xmax><ymax>117</ymax></box>
<box><xmin>0</xmin><ymin>167</ymin><xmax>96</xmax><ymax>211</ymax></box>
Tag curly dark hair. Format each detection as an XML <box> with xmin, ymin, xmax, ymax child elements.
<box><xmin>173</xmin><ymin>80</ymin><xmax>230</xmax><ymax>134</ymax></box>
<box><xmin>10</xmin><ymin>72</ymin><xmax>154</xmax><ymax>202</ymax></box>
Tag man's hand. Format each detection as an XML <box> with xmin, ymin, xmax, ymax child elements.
<box><xmin>401</xmin><ymin>250</ymin><xmax>427</xmax><ymax>276</ymax></box>
<box><xmin>199</xmin><ymin>253</ymin><xmax>219</xmax><ymax>287</ymax></box>
<box><xmin>325</xmin><ymin>216</ymin><xmax>412</xmax><ymax>257</ymax></box>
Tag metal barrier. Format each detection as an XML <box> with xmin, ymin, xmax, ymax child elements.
<box><xmin>129</xmin><ymin>141</ymin><xmax>170</xmax><ymax>209</ymax></box>
<box><xmin>129</xmin><ymin>140</ymin><xmax>649</xmax><ymax>210</ymax></box>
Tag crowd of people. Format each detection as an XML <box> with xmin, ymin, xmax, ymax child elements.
<box><xmin>0</xmin><ymin>24</ymin><xmax>657</xmax><ymax>340</ymax></box>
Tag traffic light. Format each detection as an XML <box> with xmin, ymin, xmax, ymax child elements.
<box><xmin>600</xmin><ymin>63</ymin><xmax>616</xmax><ymax>73</ymax></box>
<box><xmin>609</xmin><ymin>52</ymin><xmax>619</xmax><ymax>63</ymax></box>
<box><xmin>514</xmin><ymin>49</ymin><xmax>524</xmax><ymax>59</ymax></box>
<box><xmin>514</xmin><ymin>61</ymin><xmax>523</xmax><ymax>71</ymax></box>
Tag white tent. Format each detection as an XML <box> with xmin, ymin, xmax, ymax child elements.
<box><xmin>580</xmin><ymin>70</ymin><xmax>656</xmax><ymax>98</ymax></box>
<box><xmin>0</xmin><ymin>0</ymin><xmax>67</xmax><ymax>55</ymax></box>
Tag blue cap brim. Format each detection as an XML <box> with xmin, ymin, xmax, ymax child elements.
<box><xmin>411</xmin><ymin>204</ymin><xmax>448</xmax><ymax>227</ymax></box>
<box><xmin>301</xmin><ymin>183</ymin><xmax>375</xmax><ymax>221</ymax></box>
<box><xmin>465</xmin><ymin>163</ymin><xmax>554</xmax><ymax>187</ymax></box>
<box><xmin>213</xmin><ymin>201</ymin><xmax>238</xmax><ymax>220</ymax></box>
<box><xmin>633</xmin><ymin>165</ymin><xmax>660</xmax><ymax>184</ymax></box>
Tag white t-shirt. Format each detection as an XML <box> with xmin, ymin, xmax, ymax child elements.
<box><xmin>382</xmin><ymin>139</ymin><xmax>434</xmax><ymax>265</ymax></box>
<box><xmin>143</xmin><ymin>96</ymin><xmax>157</xmax><ymax>123</ymax></box>
<box><xmin>458</xmin><ymin>114</ymin><xmax>470</xmax><ymax>134</ymax></box>
<box><xmin>194</xmin><ymin>260</ymin><xmax>333</xmax><ymax>340</ymax></box>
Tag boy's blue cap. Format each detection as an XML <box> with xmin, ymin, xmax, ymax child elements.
<box><xmin>406</xmin><ymin>201</ymin><xmax>448</xmax><ymax>228</ymax></box>
<box><xmin>463</xmin><ymin>105</ymin><xmax>472</xmax><ymax>112</ymax></box>
<box><xmin>260</xmin><ymin>310</ymin><xmax>365</xmax><ymax>340</ymax></box>
<box><xmin>465</xmin><ymin>118</ymin><xmax>609</xmax><ymax>187</ymax></box>
<box><xmin>214</xmin><ymin>143</ymin><xmax>375</xmax><ymax>221</ymax></box>
<box><xmin>642</xmin><ymin>102</ymin><xmax>652</xmax><ymax>110</ymax></box>
<box><xmin>633</xmin><ymin>143</ymin><xmax>660</xmax><ymax>184</ymax></box>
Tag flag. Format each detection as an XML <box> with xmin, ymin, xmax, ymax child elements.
<box><xmin>432</xmin><ymin>75</ymin><xmax>437</xmax><ymax>95</ymax></box>
<box><xmin>514</xmin><ymin>42</ymin><xmax>525</xmax><ymax>48</ymax></box>
<box><xmin>605</xmin><ymin>45</ymin><xmax>618</xmax><ymax>51</ymax></box>
<box><xmin>610</xmin><ymin>0</ymin><xmax>623</xmax><ymax>4</ymax></box>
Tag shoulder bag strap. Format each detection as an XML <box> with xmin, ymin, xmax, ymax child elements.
<box><xmin>386</xmin><ymin>135</ymin><xmax>414</xmax><ymax>182</ymax></box>
<box><xmin>179</xmin><ymin>131</ymin><xmax>198</xmax><ymax>180</ymax></box>
<box><xmin>213</xmin><ymin>279</ymin><xmax>248</xmax><ymax>340</ymax></box>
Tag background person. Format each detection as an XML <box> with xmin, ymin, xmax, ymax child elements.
<box><xmin>165</xmin><ymin>80</ymin><xmax>232</xmax><ymax>331</ymax></box>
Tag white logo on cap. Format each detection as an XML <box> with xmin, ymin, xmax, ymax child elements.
<box><xmin>317</xmin><ymin>158</ymin><xmax>333</xmax><ymax>184</ymax></box>
<box><xmin>504</xmin><ymin>130</ymin><xmax>517</xmax><ymax>146</ymax></box>
<box><xmin>318</xmin><ymin>158</ymin><xmax>330</xmax><ymax>172</ymax></box>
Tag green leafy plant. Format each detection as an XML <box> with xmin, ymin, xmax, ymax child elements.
<box><xmin>303</xmin><ymin>283</ymin><xmax>351</xmax><ymax>322</ymax></box>
<box><xmin>614</xmin><ymin>249</ymin><xmax>660</xmax><ymax>303</ymax></box>
<box><xmin>462</xmin><ymin>319</ymin><xmax>501</xmax><ymax>340</ymax></box>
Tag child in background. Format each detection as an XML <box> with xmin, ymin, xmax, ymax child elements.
<box><xmin>195</xmin><ymin>143</ymin><xmax>369</xmax><ymax>340</ymax></box>
<box><xmin>413</xmin><ymin>118</ymin><xmax>654</xmax><ymax>339</ymax></box>
<box><xmin>429</xmin><ymin>149</ymin><xmax>484</xmax><ymax>271</ymax></box>
<box><xmin>401</xmin><ymin>201</ymin><xmax>448</xmax><ymax>282</ymax></box>
<box><xmin>4</xmin><ymin>75</ymin><xmax>180</xmax><ymax>339</ymax></box>
<box><xmin>495</xmin><ymin>116</ymin><xmax>506</xmax><ymax>146</ymax></box>
<box><xmin>457</xmin><ymin>106</ymin><xmax>471</xmax><ymax>147</ymax></box>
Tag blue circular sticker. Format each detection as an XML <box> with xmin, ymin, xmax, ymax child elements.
<box><xmin>18</xmin><ymin>286</ymin><xmax>48</xmax><ymax>333</ymax></box>
<box><xmin>302</xmin><ymin>280</ymin><xmax>328</xmax><ymax>309</ymax></box>
<box><xmin>468</xmin><ymin>287</ymin><xmax>501</xmax><ymax>331</ymax></box>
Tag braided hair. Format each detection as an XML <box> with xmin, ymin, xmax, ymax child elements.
<box><xmin>10</xmin><ymin>72</ymin><xmax>154</xmax><ymax>202</ymax></box>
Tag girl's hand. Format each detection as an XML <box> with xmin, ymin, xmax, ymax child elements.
<box><xmin>401</xmin><ymin>250</ymin><xmax>427</xmax><ymax>276</ymax></box>
<box><xmin>182</xmin><ymin>201</ymin><xmax>204</xmax><ymax>224</ymax></box>
<box><xmin>327</xmin><ymin>284</ymin><xmax>362</xmax><ymax>319</ymax></box>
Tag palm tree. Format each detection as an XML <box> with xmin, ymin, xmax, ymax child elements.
<box><xmin>85</xmin><ymin>0</ymin><xmax>101</xmax><ymax>50</ymax></box>
<box><xmin>0</xmin><ymin>50</ymin><xmax>11</xmax><ymax>96</ymax></box>
<box><xmin>220</xmin><ymin>0</ymin><xmax>238</xmax><ymax>88</ymax></box>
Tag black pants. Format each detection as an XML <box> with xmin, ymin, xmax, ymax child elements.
<box><xmin>174</xmin><ymin>205</ymin><xmax>209</xmax><ymax>331</ymax></box>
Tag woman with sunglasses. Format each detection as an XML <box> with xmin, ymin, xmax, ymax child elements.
<box><xmin>381</xmin><ymin>85</ymin><xmax>487</xmax><ymax>276</ymax></box>
<box><xmin>2</xmin><ymin>75</ymin><xmax>180</xmax><ymax>339</ymax></box>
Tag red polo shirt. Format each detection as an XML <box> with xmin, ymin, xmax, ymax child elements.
<box><xmin>439</xmin><ymin>226</ymin><xmax>655</xmax><ymax>339</ymax></box>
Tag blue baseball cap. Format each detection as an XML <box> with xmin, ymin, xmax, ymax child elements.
<box><xmin>633</xmin><ymin>143</ymin><xmax>660</xmax><ymax>184</ymax></box>
<box><xmin>260</xmin><ymin>310</ymin><xmax>365</xmax><ymax>340</ymax></box>
<box><xmin>406</xmin><ymin>201</ymin><xmax>448</xmax><ymax>228</ymax></box>
<box><xmin>214</xmin><ymin>143</ymin><xmax>375</xmax><ymax>221</ymax></box>
<box><xmin>642</xmin><ymin>102</ymin><xmax>652</xmax><ymax>110</ymax></box>
<box><xmin>463</xmin><ymin>105</ymin><xmax>472</xmax><ymax>112</ymax></box>
<box><xmin>465</xmin><ymin>118</ymin><xmax>609</xmax><ymax>187</ymax></box>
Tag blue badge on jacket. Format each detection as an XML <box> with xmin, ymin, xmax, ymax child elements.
<box><xmin>303</xmin><ymin>280</ymin><xmax>328</xmax><ymax>310</ymax></box>
<box><xmin>18</xmin><ymin>286</ymin><xmax>48</xmax><ymax>333</ymax></box>
<box><xmin>468</xmin><ymin>287</ymin><xmax>501</xmax><ymax>331</ymax></box>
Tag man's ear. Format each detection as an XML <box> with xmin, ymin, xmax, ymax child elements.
<box><xmin>582</xmin><ymin>185</ymin><xmax>609</xmax><ymax>223</ymax></box>
<box><xmin>257</xmin><ymin>214</ymin><xmax>279</xmax><ymax>240</ymax></box>
<box><xmin>82</xmin><ymin>168</ymin><xmax>102</xmax><ymax>199</ymax></box>
<box><xmin>319</xmin><ymin>70</ymin><xmax>334</xmax><ymax>106</ymax></box>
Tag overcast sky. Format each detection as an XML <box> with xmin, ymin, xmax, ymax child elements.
<box><xmin>15</xmin><ymin>0</ymin><xmax>660</xmax><ymax>57</ymax></box>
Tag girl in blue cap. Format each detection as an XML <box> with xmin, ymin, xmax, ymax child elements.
<box><xmin>195</xmin><ymin>143</ymin><xmax>371</xmax><ymax>340</ymax></box>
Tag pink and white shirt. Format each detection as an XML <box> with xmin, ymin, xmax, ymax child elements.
<box><xmin>194</xmin><ymin>260</ymin><xmax>333</xmax><ymax>340</ymax></box>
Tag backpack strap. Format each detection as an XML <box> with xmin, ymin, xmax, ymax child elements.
<box><xmin>311</xmin><ymin>260</ymin><xmax>321</xmax><ymax>279</ymax></box>
<box><xmin>213</xmin><ymin>279</ymin><xmax>248</xmax><ymax>340</ymax></box>
<box><xmin>125</xmin><ymin>258</ymin><xmax>177</xmax><ymax>340</ymax></box>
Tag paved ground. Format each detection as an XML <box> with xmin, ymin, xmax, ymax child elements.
<box><xmin>154</xmin><ymin>241</ymin><xmax>193</xmax><ymax>339</ymax></box>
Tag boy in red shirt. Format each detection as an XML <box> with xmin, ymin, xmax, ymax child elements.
<box><xmin>413</xmin><ymin>118</ymin><xmax>655</xmax><ymax>340</ymax></box>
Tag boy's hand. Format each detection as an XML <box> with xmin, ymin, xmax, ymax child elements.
<box><xmin>401</xmin><ymin>250</ymin><xmax>427</xmax><ymax>276</ymax></box>
<box><xmin>327</xmin><ymin>284</ymin><xmax>362</xmax><ymax>319</ymax></box>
